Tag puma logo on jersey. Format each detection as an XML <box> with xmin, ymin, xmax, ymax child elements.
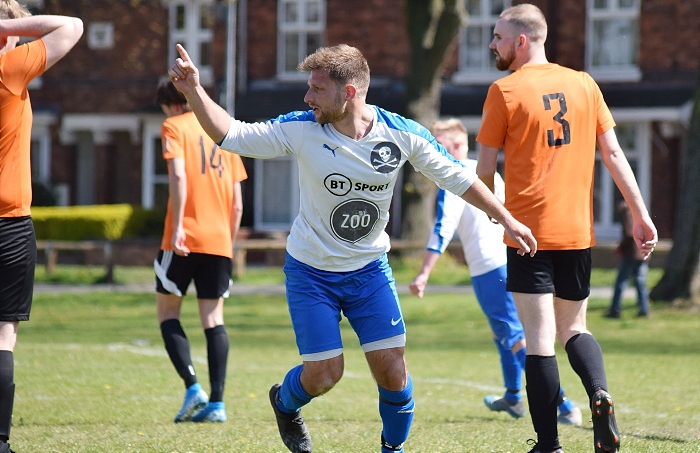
<box><xmin>323</xmin><ymin>144</ymin><xmax>339</xmax><ymax>157</ymax></box>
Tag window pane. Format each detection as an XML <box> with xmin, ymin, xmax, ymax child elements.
<box><xmin>306</xmin><ymin>33</ymin><xmax>321</xmax><ymax>56</ymax></box>
<box><xmin>155</xmin><ymin>183</ymin><xmax>170</xmax><ymax>208</ymax></box>
<box><xmin>200</xmin><ymin>41</ymin><xmax>211</xmax><ymax>66</ymax></box>
<box><xmin>261</xmin><ymin>160</ymin><xmax>293</xmax><ymax>223</ymax></box>
<box><xmin>593</xmin><ymin>161</ymin><xmax>603</xmax><ymax>219</ymax></box>
<box><xmin>619</xmin><ymin>0</ymin><xmax>634</xmax><ymax>8</ymax></box>
<box><xmin>466</xmin><ymin>0</ymin><xmax>481</xmax><ymax>15</ymax></box>
<box><xmin>200</xmin><ymin>4</ymin><xmax>213</xmax><ymax>30</ymax></box>
<box><xmin>490</xmin><ymin>0</ymin><xmax>506</xmax><ymax>16</ymax></box>
<box><xmin>285</xmin><ymin>33</ymin><xmax>300</xmax><ymax>72</ymax></box>
<box><xmin>615</xmin><ymin>124</ymin><xmax>636</xmax><ymax>151</ymax></box>
<box><xmin>306</xmin><ymin>1</ymin><xmax>320</xmax><ymax>23</ymax></box>
<box><xmin>176</xmin><ymin>5</ymin><xmax>186</xmax><ymax>30</ymax></box>
<box><xmin>594</xmin><ymin>0</ymin><xmax>608</xmax><ymax>9</ymax></box>
<box><xmin>155</xmin><ymin>138</ymin><xmax>167</xmax><ymax>176</ymax></box>
<box><xmin>284</xmin><ymin>2</ymin><xmax>299</xmax><ymax>24</ymax></box>
<box><xmin>592</xmin><ymin>18</ymin><xmax>637</xmax><ymax>66</ymax></box>
<box><xmin>465</xmin><ymin>27</ymin><xmax>484</xmax><ymax>67</ymax></box>
<box><xmin>30</xmin><ymin>139</ymin><xmax>41</xmax><ymax>178</ymax></box>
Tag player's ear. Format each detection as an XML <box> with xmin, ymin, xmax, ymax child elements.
<box><xmin>344</xmin><ymin>84</ymin><xmax>357</xmax><ymax>100</ymax></box>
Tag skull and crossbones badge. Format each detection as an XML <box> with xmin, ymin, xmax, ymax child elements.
<box><xmin>370</xmin><ymin>142</ymin><xmax>401</xmax><ymax>174</ymax></box>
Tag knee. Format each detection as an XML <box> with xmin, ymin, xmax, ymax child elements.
<box><xmin>302</xmin><ymin>358</ymin><xmax>344</xmax><ymax>396</ymax></box>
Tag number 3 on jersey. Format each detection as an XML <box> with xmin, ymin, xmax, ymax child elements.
<box><xmin>542</xmin><ymin>92</ymin><xmax>570</xmax><ymax>146</ymax></box>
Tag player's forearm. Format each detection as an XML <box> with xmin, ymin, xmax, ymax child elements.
<box><xmin>603</xmin><ymin>151</ymin><xmax>650</xmax><ymax>225</ymax></box>
<box><xmin>230</xmin><ymin>183</ymin><xmax>243</xmax><ymax>242</ymax></box>
<box><xmin>417</xmin><ymin>250</ymin><xmax>441</xmax><ymax>279</ymax></box>
<box><xmin>169</xmin><ymin>175</ymin><xmax>187</xmax><ymax>232</ymax></box>
<box><xmin>460</xmin><ymin>178</ymin><xmax>509</xmax><ymax>222</ymax></box>
<box><xmin>182</xmin><ymin>85</ymin><xmax>232</xmax><ymax>145</ymax></box>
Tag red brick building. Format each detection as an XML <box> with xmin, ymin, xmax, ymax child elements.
<box><xmin>25</xmin><ymin>0</ymin><xmax>699</xmax><ymax>241</ymax></box>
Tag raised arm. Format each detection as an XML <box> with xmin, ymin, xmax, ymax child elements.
<box><xmin>0</xmin><ymin>15</ymin><xmax>83</xmax><ymax>70</ymax></box>
<box><xmin>168</xmin><ymin>44</ymin><xmax>232</xmax><ymax>144</ymax></box>
<box><xmin>598</xmin><ymin>128</ymin><xmax>658</xmax><ymax>259</ymax></box>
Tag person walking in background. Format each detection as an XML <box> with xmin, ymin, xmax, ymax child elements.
<box><xmin>604</xmin><ymin>201</ymin><xmax>650</xmax><ymax>319</ymax></box>
<box><xmin>476</xmin><ymin>4</ymin><xmax>657</xmax><ymax>453</ymax></box>
<box><xmin>154</xmin><ymin>78</ymin><xmax>247</xmax><ymax>423</ymax></box>
<box><xmin>409</xmin><ymin>118</ymin><xmax>581</xmax><ymax>427</ymax></box>
<box><xmin>168</xmin><ymin>42</ymin><xmax>537</xmax><ymax>453</ymax></box>
<box><xmin>0</xmin><ymin>4</ymin><xmax>82</xmax><ymax>452</ymax></box>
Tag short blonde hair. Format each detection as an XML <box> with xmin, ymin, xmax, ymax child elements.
<box><xmin>298</xmin><ymin>44</ymin><xmax>370</xmax><ymax>97</ymax></box>
<box><xmin>500</xmin><ymin>3</ymin><xmax>547</xmax><ymax>45</ymax></box>
<box><xmin>0</xmin><ymin>0</ymin><xmax>31</xmax><ymax>19</ymax></box>
<box><xmin>432</xmin><ymin>118</ymin><xmax>468</xmax><ymax>151</ymax></box>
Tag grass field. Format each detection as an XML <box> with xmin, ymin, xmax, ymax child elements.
<box><xmin>13</xmin><ymin>260</ymin><xmax>700</xmax><ymax>452</ymax></box>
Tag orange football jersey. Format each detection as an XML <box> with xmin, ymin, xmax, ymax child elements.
<box><xmin>160</xmin><ymin>112</ymin><xmax>247</xmax><ymax>258</ymax></box>
<box><xmin>0</xmin><ymin>40</ymin><xmax>47</xmax><ymax>217</ymax></box>
<box><xmin>477</xmin><ymin>63</ymin><xmax>615</xmax><ymax>250</ymax></box>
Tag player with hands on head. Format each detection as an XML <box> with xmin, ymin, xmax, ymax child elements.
<box><xmin>169</xmin><ymin>42</ymin><xmax>536</xmax><ymax>453</ymax></box>
<box><xmin>0</xmin><ymin>3</ymin><xmax>82</xmax><ymax>452</ymax></box>
<box><xmin>475</xmin><ymin>4</ymin><xmax>657</xmax><ymax>453</ymax></box>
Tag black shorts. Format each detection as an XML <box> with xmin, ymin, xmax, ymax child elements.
<box><xmin>506</xmin><ymin>247</ymin><xmax>591</xmax><ymax>301</ymax></box>
<box><xmin>154</xmin><ymin>250</ymin><xmax>233</xmax><ymax>299</ymax></box>
<box><xmin>0</xmin><ymin>217</ymin><xmax>36</xmax><ymax>321</ymax></box>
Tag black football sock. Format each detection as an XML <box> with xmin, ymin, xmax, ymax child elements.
<box><xmin>525</xmin><ymin>355</ymin><xmax>561</xmax><ymax>451</ymax></box>
<box><xmin>205</xmin><ymin>325</ymin><xmax>229</xmax><ymax>402</ymax></box>
<box><xmin>565</xmin><ymin>333</ymin><xmax>608</xmax><ymax>399</ymax></box>
<box><xmin>160</xmin><ymin>319</ymin><xmax>197</xmax><ymax>388</ymax></box>
<box><xmin>0</xmin><ymin>351</ymin><xmax>14</xmax><ymax>442</ymax></box>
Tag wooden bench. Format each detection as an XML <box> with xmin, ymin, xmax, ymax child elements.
<box><xmin>233</xmin><ymin>238</ymin><xmax>288</xmax><ymax>277</ymax></box>
<box><xmin>35</xmin><ymin>240</ymin><xmax>115</xmax><ymax>283</ymax></box>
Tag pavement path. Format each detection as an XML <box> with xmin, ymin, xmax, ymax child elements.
<box><xmin>34</xmin><ymin>282</ymin><xmax>623</xmax><ymax>298</ymax></box>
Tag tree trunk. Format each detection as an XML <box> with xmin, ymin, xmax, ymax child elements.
<box><xmin>400</xmin><ymin>0</ymin><xmax>465</xmax><ymax>243</ymax></box>
<box><xmin>649</xmin><ymin>67</ymin><xmax>700</xmax><ymax>304</ymax></box>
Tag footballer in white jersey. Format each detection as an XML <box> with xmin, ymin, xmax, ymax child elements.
<box><xmin>219</xmin><ymin>105</ymin><xmax>476</xmax><ymax>272</ymax></box>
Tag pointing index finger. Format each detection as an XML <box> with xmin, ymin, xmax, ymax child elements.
<box><xmin>176</xmin><ymin>44</ymin><xmax>191</xmax><ymax>62</ymax></box>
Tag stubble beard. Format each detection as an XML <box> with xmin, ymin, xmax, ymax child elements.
<box><xmin>315</xmin><ymin>93</ymin><xmax>348</xmax><ymax>125</ymax></box>
<box><xmin>494</xmin><ymin>46</ymin><xmax>515</xmax><ymax>71</ymax></box>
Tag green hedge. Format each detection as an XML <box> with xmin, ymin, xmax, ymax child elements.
<box><xmin>32</xmin><ymin>204</ymin><xmax>166</xmax><ymax>241</ymax></box>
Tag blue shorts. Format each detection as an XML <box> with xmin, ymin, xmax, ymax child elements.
<box><xmin>471</xmin><ymin>265</ymin><xmax>524</xmax><ymax>350</ymax></box>
<box><xmin>284</xmin><ymin>252</ymin><xmax>406</xmax><ymax>361</ymax></box>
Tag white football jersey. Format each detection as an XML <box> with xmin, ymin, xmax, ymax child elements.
<box><xmin>426</xmin><ymin>159</ymin><xmax>507</xmax><ymax>277</ymax></box>
<box><xmin>219</xmin><ymin>105</ymin><xmax>477</xmax><ymax>271</ymax></box>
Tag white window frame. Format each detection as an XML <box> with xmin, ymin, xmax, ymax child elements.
<box><xmin>277</xmin><ymin>0</ymin><xmax>326</xmax><ymax>81</ymax></box>
<box><xmin>30</xmin><ymin>112</ymin><xmax>56</xmax><ymax>187</ymax></box>
<box><xmin>585</xmin><ymin>0</ymin><xmax>641</xmax><ymax>82</ymax></box>
<box><xmin>453</xmin><ymin>0</ymin><xmax>511</xmax><ymax>85</ymax></box>
<box><xmin>141</xmin><ymin>115</ymin><xmax>170</xmax><ymax>209</ymax></box>
<box><xmin>254</xmin><ymin>156</ymin><xmax>300</xmax><ymax>232</ymax></box>
<box><xmin>165</xmin><ymin>0</ymin><xmax>214</xmax><ymax>86</ymax></box>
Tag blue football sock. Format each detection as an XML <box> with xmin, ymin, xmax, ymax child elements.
<box><xmin>378</xmin><ymin>375</ymin><xmax>414</xmax><ymax>453</ymax></box>
<box><xmin>277</xmin><ymin>364</ymin><xmax>313</xmax><ymax>414</ymax></box>
<box><xmin>558</xmin><ymin>387</ymin><xmax>576</xmax><ymax>413</ymax></box>
<box><xmin>495</xmin><ymin>339</ymin><xmax>523</xmax><ymax>402</ymax></box>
